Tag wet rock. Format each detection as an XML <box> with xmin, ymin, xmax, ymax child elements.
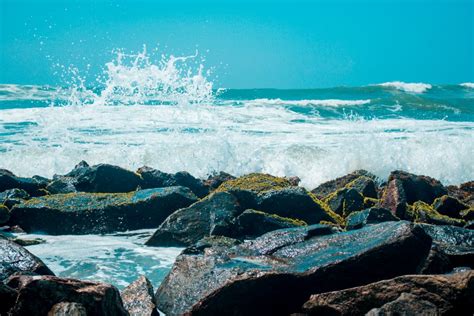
<box><xmin>0</xmin><ymin>169</ymin><xmax>47</xmax><ymax>197</ymax></box>
<box><xmin>447</xmin><ymin>181</ymin><xmax>474</xmax><ymax>207</ymax></box>
<box><xmin>345</xmin><ymin>176</ymin><xmax>378</xmax><ymax>199</ymax></box>
<box><xmin>418</xmin><ymin>224</ymin><xmax>474</xmax><ymax>268</ymax></box>
<box><xmin>406</xmin><ymin>201</ymin><xmax>465</xmax><ymax>226</ymax></box>
<box><xmin>365</xmin><ymin>293</ymin><xmax>438</xmax><ymax>316</ymax></box>
<box><xmin>0</xmin><ymin>237</ymin><xmax>54</xmax><ymax>281</ymax></box>
<box><xmin>9</xmin><ymin>187</ymin><xmax>198</xmax><ymax>234</ymax></box>
<box><xmin>182</xmin><ymin>236</ymin><xmax>242</xmax><ymax>255</ymax></box>
<box><xmin>48</xmin><ymin>302</ymin><xmax>87</xmax><ymax>316</ymax></box>
<box><xmin>324</xmin><ymin>188</ymin><xmax>364</xmax><ymax>217</ymax></box>
<box><xmin>48</xmin><ymin>161</ymin><xmax>143</xmax><ymax>194</ymax></box>
<box><xmin>345</xmin><ymin>207</ymin><xmax>398</xmax><ymax>230</ymax></box>
<box><xmin>203</xmin><ymin>171</ymin><xmax>236</xmax><ymax>191</ymax></box>
<box><xmin>12</xmin><ymin>237</ymin><xmax>46</xmax><ymax>246</ymax></box>
<box><xmin>121</xmin><ymin>275</ymin><xmax>158</xmax><ymax>316</ymax></box>
<box><xmin>0</xmin><ymin>282</ymin><xmax>17</xmax><ymax>315</ymax></box>
<box><xmin>215</xmin><ymin>173</ymin><xmax>293</xmax><ymax>194</ymax></box>
<box><xmin>155</xmin><ymin>221</ymin><xmax>432</xmax><ymax>315</ymax></box>
<box><xmin>433</xmin><ymin>195</ymin><xmax>469</xmax><ymax>218</ymax></box>
<box><xmin>235</xmin><ymin>209</ymin><xmax>306</xmax><ymax>239</ymax></box>
<box><xmin>465</xmin><ymin>220</ymin><xmax>474</xmax><ymax>230</ymax></box>
<box><xmin>418</xmin><ymin>244</ymin><xmax>453</xmax><ymax>274</ymax></box>
<box><xmin>301</xmin><ymin>271</ymin><xmax>474</xmax><ymax>316</ymax></box>
<box><xmin>380</xmin><ymin>178</ymin><xmax>407</xmax><ymax>218</ymax></box>
<box><xmin>461</xmin><ymin>208</ymin><xmax>474</xmax><ymax>221</ymax></box>
<box><xmin>6</xmin><ymin>275</ymin><xmax>128</xmax><ymax>316</ymax></box>
<box><xmin>310</xmin><ymin>170</ymin><xmax>376</xmax><ymax>200</ymax></box>
<box><xmin>0</xmin><ymin>188</ymin><xmax>30</xmax><ymax>209</ymax></box>
<box><xmin>146</xmin><ymin>192</ymin><xmax>241</xmax><ymax>247</ymax></box>
<box><xmin>137</xmin><ymin>166</ymin><xmax>209</xmax><ymax>198</ymax></box>
<box><xmin>0</xmin><ymin>204</ymin><xmax>9</xmax><ymax>224</ymax></box>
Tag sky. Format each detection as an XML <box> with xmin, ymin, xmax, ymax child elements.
<box><xmin>0</xmin><ymin>0</ymin><xmax>473</xmax><ymax>88</ymax></box>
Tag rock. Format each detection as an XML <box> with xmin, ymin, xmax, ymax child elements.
<box><xmin>182</xmin><ymin>236</ymin><xmax>242</xmax><ymax>255</ymax></box>
<box><xmin>346</xmin><ymin>176</ymin><xmax>378</xmax><ymax>199</ymax></box>
<box><xmin>0</xmin><ymin>188</ymin><xmax>30</xmax><ymax>209</ymax></box>
<box><xmin>324</xmin><ymin>188</ymin><xmax>364</xmax><ymax>217</ymax></box>
<box><xmin>121</xmin><ymin>275</ymin><xmax>158</xmax><ymax>316</ymax></box>
<box><xmin>0</xmin><ymin>283</ymin><xmax>17</xmax><ymax>315</ymax></box>
<box><xmin>48</xmin><ymin>161</ymin><xmax>143</xmax><ymax>194</ymax></box>
<box><xmin>12</xmin><ymin>237</ymin><xmax>46</xmax><ymax>246</ymax></box>
<box><xmin>155</xmin><ymin>221</ymin><xmax>432</xmax><ymax>315</ymax></box>
<box><xmin>465</xmin><ymin>221</ymin><xmax>474</xmax><ymax>230</ymax></box>
<box><xmin>365</xmin><ymin>292</ymin><xmax>439</xmax><ymax>316</ymax></box>
<box><xmin>0</xmin><ymin>237</ymin><xmax>54</xmax><ymax>281</ymax></box>
<box><xmin>310</xmin><ymin>170</ymin><xmax>376</xmax><ymax>200</ymax></box>
<box><xmin>48</xmin><ymin>302</ymin><xmax>87</xmax><ymax>316</ymax></box>
<box><xmin>137</xmin><ymin>166</ymin><xmax>209</xmax><ymax>198</ymax></box>
<box><xmin>432</xmin><ymin>195</ymin><xmax>469</xmax><ymax>218</ymax></box>
<box><xmin>417</xmin><ymin>244</ymin><xmax>453</xmax><ymax>274</ymax></box>
<box><xmin>461</xmin><ymin>208</ymin><xmax>474</xmax><ymax>221</ymax></box>
<box><xmin>9</xmin><ymin>187</ymin><xmax>198</xmax><ymax>234</ymax></box>
<box><xmin>301</xmin><ymin>271</ymin><xmax>474</xmax><ymax>316</ymax></box>
<box><xmin>380</xmin><ymin>178</ymin><xmax>407</xmax><ymax>218</ymax></box>
<box><xmin>0</xmin><ymin>204</ymin><xmax>10</xmax><ymax>224</ymax></box>
<box><xmin>0</xmin><ymin>169</ymin><xmax>47</xmax><ymax>197</ymax></box>
<box><xmin>215</xmin><ymin>173</ymin><xmax>293</xmax><ymax>194</ymax></box>
<box><xmin>146</xmin><ymin>192</ymin><xmax>241</xmax><ymax>247</ymax></box>
<box><xmin>6</xmin><ymin>275</ymin><xmax>128</xmax><ymax>316</ymax></box>
<box><xmin>203</xmin><ymin>171</ymin><xmax>236</xmax><ymax>191</ymax></box>
<box><xmin>235</xmin><ymin>209</ymin><xmax>306</xmax><ymax>239</ymax></box>
<box><xmin>406</xmin><ymin>201</ymin><xmax>465</xmax><ymax>226</ymax></box>
<box><xmin>418</xmin><ymin>224</ymin><xmax>474</xmax><ymax>268</ymax></box>
<box><xmin>345</xmin><ymin>207</ymin><xmax>398</xmax><ymax>230</ymax></box>
<box><xmin>447</xmin><ymin>181</ymin><xmax>474</xmax><ymax>206</ymax></box>
<box><xmin>286</xmin><ymin>176</ymin><xmax>301</xmax><ymax>186</ymax></box>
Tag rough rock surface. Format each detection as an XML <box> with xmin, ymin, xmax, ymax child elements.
<box><xmin>324</xmin><ymin>188</ymin><xmax>364</xmax><ymax>217</ymax></box>
<box><xmin>301</xmin><ymin>271</ymin><xmax>474</xmax><ymax>316</ymax></box>
<box><xmin>121</xmin><ymin>275</ymin><xmax>158</xmax><ymax>316</ymax></box>
<box><xmin>433</xmin><ymin>195</ymin><xmax>469</xmax><ymax>218</ymax></box>
<box><xmin>310</xmin><ymin>170</ymin><xmax>376</xmax><ymax>200</ymax></box>
<box><xmin>156</xmin><ymin>221</ymin><xmax>432</xmax><ymax>316</ymax></box>
<box><xmin>6</xmin><ymin>275</ymin><xmax>128</xmax><ymax>316</ymax></box>
<box><xmin>365</xmin><ymin>293</ymin><xmax>439</xmax><ymax>316</ymax></box>
<box><xmin>0</xmin><ymin>237</ymin><xmax>54</xmax><ymax>281</ymax></box>
<box><xmin>0</xmin><ymin>188</ymin><xmax>30</xmax><ymax>209</ymax></box>
<box><xmin>0</xmin><ymin>204</ymin><xmax>10</xmax><ymax>224</ymax></box>
<box><xmin>345</xmin><ymin>207</ymin><xmax>398</xmax><ymax>230</ymax></box>
<box><xmin>9</xmin><ymin>187</ymin><xmax>198</xmax><ymax>234</ymax></box>
<box><xmin>0</xmin><ymin>169</ymin><xmax>47</xmax><ymax>197</ymax></box>
<box><xmin>48</xmin><ymin>302</ymin><xmax>87</xmax><ymax>316</ymax></box>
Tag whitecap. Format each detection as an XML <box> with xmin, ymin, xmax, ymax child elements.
<box><xmin>460</xmin><ymin>82</ymin><xmax>474</xmax><ymax>88</ymax></box>
<box><xmin>377</xmin><ymin>81</ymin><xmax>432</xmax><ymax>93</ymax></box>
<box><xmin>242</xmin><ymin>98</ymin><xmax>371</xmax><ymax>107</ymax></box>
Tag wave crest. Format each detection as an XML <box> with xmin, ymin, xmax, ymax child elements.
<box><xmin>377</xmin><ymin>81</ymin><xmax>432</xmax><ymax>93</ymax></box>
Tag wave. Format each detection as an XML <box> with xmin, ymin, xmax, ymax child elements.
<box><xmin>460</xmin><ymin>82</ymin><xmax>474</xmax><ymax>88</ymax></box>
<box><xmin>240</xmin><ymin>98</ymin><xmax>371</xmax><ymax>107</ymax></box>
<box><xmin>377</xmin><ymin>81</ymin><xmax>432</xmax><ymax>93</ymax></box>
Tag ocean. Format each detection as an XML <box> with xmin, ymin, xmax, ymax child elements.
<box><xmin>1</xmin><ymin>51</ymin><xmax>473</xmax><ymax>289</ymax></box>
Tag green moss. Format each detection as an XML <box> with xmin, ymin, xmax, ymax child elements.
<box><xmin>215</xmin><ymin>173</ymin><xmax>292</xmax><ymax>194</ymax></box>
<box><xmin>363</xmin><ymin>197</ymin><xmax>379</xmax><ymax>209</ymax></box>
<box><xmin>407</xmin><ymin>201</ymin><xmax>465</xmax><ymax>226</ymax></box>
<box><xmin>309</xmin><ymin>191</ymin><xmax>345</xmax><ymax>227</ymax></box>
<box><xmin>460</xmin><ymin>208</ymin><xmax>474</xmax><ymax>220</ymax></box>
<box><xmin>250</xmin><ymin>209</ymin><xmax>307</xmax><ymax>226</ymax></box>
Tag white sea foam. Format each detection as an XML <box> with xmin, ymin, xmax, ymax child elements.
<box><xmin>378</xmin><ymin>81</ymin><xmax>432</xmax><ymax>93</ymax></box>
<box><xmin>242</xmin><ymin>98</ymin><xmax>371</xmax><ymax>107</ymax></box>
<box><xmin>460</xmin><ymin>82</ymin><xmax>474</xmax><ymax>88</ymax></box>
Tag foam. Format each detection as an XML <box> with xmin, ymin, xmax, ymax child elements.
<box><xmin>460</xmin><ymin>82</ymin><xmax>474</xmax><ymax>88</ymax></box>
<box><xmin>242</xmin><ymin>98</ymin><xmax>371</xmax><ymax>107</ymax></box>
<box><xmin>377</xmin><ymin>81</ymin><xmax>432</xmax><ymax>93</ymax></box>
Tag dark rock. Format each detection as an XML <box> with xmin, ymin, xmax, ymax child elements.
<box><xmin>235</xmin><ymin>209</ymin><xmax>306</xmax><ymax>239</ymax></box>
<box><xmin>406</xmin><ymin>201</ymin><xmax>465</xmax><ymax>226</ymax></box>
<box><xmin>203</xmin><ymin>171</ymin><xmax>236</xmax><ymax>190</ymax></box>
<box><xmin>6</xmin><ymin>275</ymin><xmax>128</xmax><ymax>316</ymax></box>
<box><xmin>48</xmin><ymin>162</ymin><xmax>143</xmax><ymax>194</ymax></box>
<box><xmin>418</xmin><ymin>224</ymin><xmax>474</xmax><ymax>268</ymax></box>
<box><xmin>146</xmin><ymin>192</ymin><xmax>241</xmax><ymax>247</ymax></box>
<box><xmin>301</xmin><ymin>271</ymin><xmax>474</xmax><ymax>316</ymax></box>
<box><xmin>155</xmin><ymin>221</ymin><xmax>432</xmax><ymax>315</ymax></box>
<box><xmin>137</xmin><ymin>166</ymin><xmax>209</xmax><ymax>198</ymax></box>
<box><xmin>0</xmin><ymin>204</ymin><xmax>9</xmax><ymax>224</ymax></box>
<box><xmin>465</xmin><ymin>221</ymin><xmax>474</xmax><ymax>230</ymax></box>
<box><xmin>310</xmin><ymin>170</ymin><xmax>376</xmax><ymax>200</ymax></box>
<box><xmin>9</xmin><ymin>187</ymin><xmax>198</xmax><ymax>234</ymax></box>
<box><xmin>346</xmin><ymin>176</ymin><xmax>378</xmax><ymax>198</ymax></box>
<box><xmin>0</xmin><ymin>282</ymin><xmax>17</xmax><ymax>315</ymax></box>
<box><xmin>433</xmin><ymin>195</ymin><xmax>469</xmax><ymax>218</ymax></box>
<box><xmin>48</xmin><ymin>302</ymin><xmax>87</xmax><ymax>316</ymax></box>
<box><xmin>461</xmin><ymin>208</ymin><xmax>474</xmax><ymax>221</ymax></box>
<box><xmin>286</xmin><ymin>176</ymin><xmax>301</xmax><ymax>186</ymax></box>
<box><xmin>365</xmin><ymin>293</ymin><xmax>438</xmax><ymax>316</ymax></box>
<box><xmin>345</xmin><ymin>207</ymin><xmax>398</xmax><ymax>230</ymax></box>
<box><xmin>121</xmin><ymin>275</ymin><xmax>158</xmax><ymax>316</ymax></box>
<box><xmin>0</xmin><ymin>169</ymin><xmax>47</xmax><ymax>197</ymax></box>
<box><xmin>418</xmin><ymin>244</ymin><xmax>453</xmax><ymax>274</ymax></box>
<box><xmin>380</xmin><ymin>178</ymin><xmax>407</xmax><ymax>218</ymax></box>
<box><xmin>447</xmin><ymin>181</ymin><xmax>474</xmax><ymax>206</ymax></box>
<box><xmin>0</xmin><ymin>188</ymin><xmax>30</xmax><ymax>209</ymax></box>
<box><xmin>0</xmin><ymin>237</ymin><xmax>54</xmax><ymax>281</ymax></box>
<box><xmin>182</xmin><ymin>236</ymin><xmax>242</xmax><ymax>255</ymax></box>
<box><xmin>12</xmin><ymin>237</ymin><xmax>46</xmax><ymax>246</ymax></box>
<box><xmin>324</xmin><ymin>188</ymin><xmax>364</xmax><ymax>217</ymax></box>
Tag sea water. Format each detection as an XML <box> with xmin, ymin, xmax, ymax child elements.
<box><xmin>1</xmin><ymin>49</ymin><xmax>473</xmax><ymax>289</ymax></box>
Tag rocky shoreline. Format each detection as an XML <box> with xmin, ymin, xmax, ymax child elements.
<box><xmin>1</xmin><ymin>162</ymin><xmax>473</xmax><ymax>315</ymax></box>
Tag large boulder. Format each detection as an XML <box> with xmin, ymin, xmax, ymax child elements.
<box><xmin>0</xmin><ymin>237</ymin><xmax>54</xmax><ymax>281</ymax></box>
<box><xmin>310</xmin><ymin>170</ymin><xmax>376</xmax><ymax>200</ymax></box>
<box><xmin>47</xmin><ymin>161</ymin><xmax>143</xmax><ymax>194</ymax></box>
<box><xmin>324</xmin><ymin>188</ymin><xmax>364</xmax><ymax>217</ymax></box>
<box><xmin>203</xmin><ymin>172</ymin><xmax>236</xmax><ymax>191</ymax></box>
<box><xmin>406</xmin><ymin>201</ymin><xmax>465</xmax><ymax>226</ymax></box>
<box><xmin>0</xmin><ymin>188</ymin><xmax>30</xmax><ymax>209</ymax></box>
<box><xmin>0</xmin><ymin>169</ymin><xmax>47</xmax><ymax>197</ymax></box>
<box><xmin>301</xmin><ymin>271</ymin><xmax>474</xmax><ymax>315</ymax></box>
<box><xmin>215</xmin><ymin>173</ymin><xmax>294</xmax><ymax>194</ymax></box>
<box><xmin>9</xmin><ymin>187</ymin><xmax>198</xmax><ymax>234</ymax></box>
<box><xmin>155</xmin><ymin>221</ymin><xmax>432</xmax><ymax>315</ymax></box>
<box><xmin>0</xmin><ymin>282</ymin><xmax>17</xmax><ymax>315</ymax></box>
<box><xmin>0</xmin><ymin>204</ymin><xmax>10</xmax><ymax>224</ymax></box>
<box><xmin>121</xmin><ymin>275</ymin><xmax>158</xmax><ymax>316</ymax></box>
<box><xmin>447</xmin><ymin>181</ymin><xmax>474</xmax><ymax>207</ymax></box>
<box><xmin>345</xmin><ymin>207</ymin><xmax>399</xmax><ymax>230</ymax></box>
<box><xmin>432</xmin><ymin>195</ymin><xmax>469</xmax><ymax>218</ymax></box>
<box><xmin>6</xmin><ymin>275</ymin><xmax>128</xmax><ymax>316</ymax></box>
<box><xmin>137</xmin><ymin>166</ymin><xmax>209</xmax><ymax>198</ymax></box>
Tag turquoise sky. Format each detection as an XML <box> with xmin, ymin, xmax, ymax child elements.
<box><xmin>1</xmin><ymin>0</ymin><xmax>473</xmax><ymax>88</ymax></box>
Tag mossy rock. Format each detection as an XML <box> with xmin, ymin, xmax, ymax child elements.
<box><xmin>460</xmin><ymin>208</ymin><xmax>474</xmax><ymax>221</ymax></box>
<box><xmin>0</xmin><ymin>204</ymin><xmax>10</xmax><ymax>224</ymax></box>
<box><xmin>406</xmin><ymin>201</ymin><xmax>465</xmax><ymax>227</ymax></box>
<box><xmin>324</xmin><ymin>188</ymin><xmax>364</xmax><ymax>218</ymax></box>
<box><xmin>215</xmin><ymin>173</ymin><xmax>292</xmax><ymax>194</ymax></box>
<box><xmin>363</xmin><ymin>197</ymin><xmax>379</xmax><ymax>209</ymax></box>
<box><xmin>345</xmin><ymin>176</ymin><xmax>378</xmax><ymax>199</ymax></box>
<box><xmin>432</xmin><ymin>195</ymin><xmax>469</xmax><ymax>219</ymax></box>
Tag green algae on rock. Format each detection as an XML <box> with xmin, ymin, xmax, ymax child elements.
<box><xmin>215</xmin><ymin>173</ymin><xmax>293</xmax><ymax>194</ymax></box>
<box><xmin>406</xmin><ymin>201</ymin><xmax>466</xmax><ymax>227</ymax></box>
